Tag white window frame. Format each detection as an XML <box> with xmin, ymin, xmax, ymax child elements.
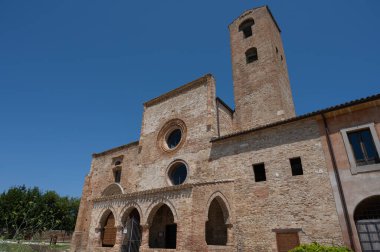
<box><xmin>340</xmin><ymin>122</ymin><xmax>380</xmax><ymax>174</ymax></box>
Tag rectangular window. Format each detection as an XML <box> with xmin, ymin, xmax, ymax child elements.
<box><xmin>114</xmin><ymin>169</ymin><xmax>121</xmax><ymax>183</ymax></box>
<box><xmin>290</xmin><ymin>157</ymin><xmax>303</xmax><ymax>176</ymax></box>
<box><xmin>243</xmin><ymin>27</ymin><xmax>252</xmax><ymax>38</ymax></box>
<box><xmin>253</xmin><ymin>163</ymin><xmax>266</xmax><ymax>182</ymax></box>
<box><xmin>341</xmin><ymin>123</ymin><xmax>380</xmax><ymax>174</ymax></box>
<box><xmin>347</xmin><ymin>129</ymin><xmax>380</xmax><ymax>166</ymax></box>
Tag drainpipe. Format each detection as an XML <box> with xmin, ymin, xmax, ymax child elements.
<box><xmin>322</xmin><ymin>114</ymin><xmax>355</xmax><ymax>250</ymax></box>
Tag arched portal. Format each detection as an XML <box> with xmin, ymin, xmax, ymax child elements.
<box><xmin>121</xmin><ymin>208</ymin><xmax>141</xmax><ymax>252</ymax></box>
<box><xmin>354</xmin><ymin>195</ymin><xmax>380</xmax><ymax>252</ymax></box>
<box><xmin>149</xmin><ymin>204</ymin><xmax>177</xmax><ymax>249</ymax></box>
<box><xmin>206</xmin><ymin>198</ymin><xmax>228</xmax><ymax>245</ymax></box>
<box><xmin>101</xmin><ymin>212</ymin><xmax>117</xmax><ymax>247</ymax></box>
<box><xmin>102</xmin><ymin>183</ymin><xmax>124</xmax><ymax>196</ymax></box>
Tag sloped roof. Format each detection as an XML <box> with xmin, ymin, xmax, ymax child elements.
<box><xmin>211</xmin><ymin>93</ymin><xmax>380</xmax><ymax>142</ymax></box>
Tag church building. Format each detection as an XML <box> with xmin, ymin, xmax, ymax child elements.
<box><xmin>71</xmin><ymin>6</ymin><xmax>380</xmax><ymax>252</ymax></box>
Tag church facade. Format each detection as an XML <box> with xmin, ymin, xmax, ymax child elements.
<box><xmin>71</xmin><ymin>6</ymin><xmax>380</xmax><ymax>252</ymax></box>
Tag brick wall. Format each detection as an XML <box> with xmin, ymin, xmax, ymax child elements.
<box><xmin>230</xmin><ymin>7</ymin><xmax>295</xmax><ymax>130</ymax></box>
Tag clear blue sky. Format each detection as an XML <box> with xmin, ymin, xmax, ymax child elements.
<box><xmin>1</xmin><ymin>1</ymin><xmax>379</xmax><ymax>197</ymax></box>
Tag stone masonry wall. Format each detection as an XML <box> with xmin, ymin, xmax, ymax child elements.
<box><xmin>229</xmin><ymin>7</ymin><xmax>295</xmax><ymax>131</ymax></box>
<box><xmin>216</xmin><ymin>101</ymin><xmax>234</xmax><ymax>136</ymax></box>
<box><xmin>210</xmin><ymin>119</ymin><xmax>344</xmax><ymax>251</ymax></box>
<box><xmin>137</xmin><ymin>75</ymin><xmax>218</xmax><ymax>190</ymax></box>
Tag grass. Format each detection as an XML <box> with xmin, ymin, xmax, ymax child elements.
<box><xmin>0</xmin><ymin>242</ymin><xmax>70</xmax><ymax>252</ymax></box>
<box><xmin>49</xmin><ymin>244</ymin><xmax>70</xmax><ymax>250</ymax></box>
<box><xmin>0</xmin><ymin>243</ymin><xmax>36</xmax><ymax>252</ymax></box>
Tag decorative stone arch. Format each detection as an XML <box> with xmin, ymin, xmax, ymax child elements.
<box><xmin>205</xmin><ymin>191</ymin><xmax>232</xmax><ymax>224</ymax></box>
<box><xmin>145</xmin><ymin>199</ymin><xmax>178</xmax><ymax>249</ymax></box>
<box><xmin>95</xmin><ymin>208</ymin><xmax>118</xmax><ymax>247</ymax></box>
<box><xmin>205</xmin><ymin>191</ymin><xmax>233</xmax><ymax>246</ymax></box>
<box><xmin>96</xmin><ymin>207</ymin><xmax>119</xmax><ymax>229</ymax></box>
<box><xmin>144</xmin><ymin>198</ymin><xmax>178</xmax><ymax>226</ymax></box>
<box><xmin>119</xmin><ymin>201</ymin><xmax>143</xmax><ymax>225</ymax></box>
<box><xmin>101</xmin><ymin>183</ymin><xmax>124</xmax><ymax>197</ymax></box>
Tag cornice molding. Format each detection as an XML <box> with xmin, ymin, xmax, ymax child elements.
<box><xmin>93</xmin><ymin>179</ymin><xmax>234</xmax><ymax>203</ymax></box>
<box><xmin>92</xmin><ymin>141</ymin><xmax>139</xmax><ymax>158</ymax></box>
<box><xmin>144</xmin><ymin>74</ymin><xmax>213</xmax><ymax>108</ymax></box>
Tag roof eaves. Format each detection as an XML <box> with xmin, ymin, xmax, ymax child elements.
<box><xmin>216</xmin><ymin>97</ymin><xmax>235</xmax><ymax>115</ymax></box>
<box><xmin>211</xmin><ymin>93</ymin><xmax>380</xmax><ymax>143</ymax></box>
<box><xmin>228</xmin><ymin>5</ymin><xmax>281</xmax><ymax>33</ymax></box>
<box><xmin>92</xmin><ymin>141</ymin><xmax>139</xmax><ymax>158</ymax></box>
<box><xmin>144</xmin><ymin>74</ymin><xmax>212</xmax><ymax>108</ymax></box>
<box><xmin>228</xmin><ymin>6</ymin><xmax>265</xmax><ymax>27</ymax></box>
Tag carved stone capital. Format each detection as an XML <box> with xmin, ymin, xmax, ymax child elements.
<box><xmin>141</xmin><ymin>224</ymin><xmax>150</xmax><ymax>230</ymax></box>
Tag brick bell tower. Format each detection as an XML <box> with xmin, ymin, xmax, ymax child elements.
<box><xmin>229</xmin><ymin>6</ymin><xmax>295</xmax><ymax>130</ymax></box>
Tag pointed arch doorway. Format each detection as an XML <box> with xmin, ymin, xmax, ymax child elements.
<box><xmin>101</xmin><ymin>212</ymin><xmax>117</xmax><ymax>247</ymax></box>
<box><xmin>121</xmin><ymin>208</ymin><xmax>141</xmax><ymax>252</ymax></box>
<box><xmin>206</xmin><ymin>198</ymin><xmax>228</xmax><ymax>245</ymax></box>
<box><xmin>148</xmin><ymin>204</ymin><xmax>177</xmax><ymax>249</ymax></box>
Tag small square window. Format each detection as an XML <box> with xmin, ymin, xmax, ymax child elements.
<box><xmin>290</xmin><ymin>157</ymin><xmax>303</xmax><ymax>176</ymax></box>
<box><xmin>114</xmin><ymin>169</ymin><xmax>121</xmax><ymax>183</ymax></box>
<box><xmin>242</xmin><ymin>27</ymin><xmax>252</xmax><ymax>38</ymax></box>
<box><xmin>239</xmin><ymin>19</ymin><xmax>254</xmax><ymax>39</ymax></box>
<box><xmin>253</xmin><ymin>163</ymin><xmax>266</xmax><ymax>182</ymax></box>
<box><xmin>246</xmin><ymin>48</ymin><xmax>258</xmax><ymax>64</ymax></box>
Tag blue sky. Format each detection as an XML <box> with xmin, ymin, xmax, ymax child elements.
<box><xmin>0</xmin><ymin>1</ymin><xmax>379</xmax><ymax>197</ymax></box>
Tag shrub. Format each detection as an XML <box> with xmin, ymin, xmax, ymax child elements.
<box><xmin>289</xmin><ymin>242</ymin><xmax>353</xmax><ymax>252</ymax></box>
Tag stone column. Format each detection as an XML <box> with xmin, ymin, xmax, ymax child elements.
<box><xmin>94</xmin><ymin>227</ymin><xmax>102</xmax><ymax>247</ymax></box>
<box><xmin>140</xmin><ymin>224</ymin><xmax>150</xmax><ymax>250</ymax></box>
<box><xmin>226</xmin><ymin>224</ymin><xmax>234</xmax><ymax>246</ymax></box>
<box><xmin>115</xmin><ymin>225</ymin><xmax>124</xmax><ymax>245</ymax></box>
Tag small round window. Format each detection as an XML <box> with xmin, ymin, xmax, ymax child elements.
<box><xmin>166</xmin><ymin>129</ymin><xmax>182</xmax><ymax>149</ymax></box>
<box><xmin>168</xmin><ymin>162</ymin><xmax>187</xmax><ymax>185</ymax></box>
<box><xmin>157</xmin><ymin>119</ymin><xmax>186</xmax><ymax>153</ymax></box>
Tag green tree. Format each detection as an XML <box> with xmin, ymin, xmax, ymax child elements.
<box><xmin>0</xmin><ymin>185</ymin><xmax>80</xmax><ymax>240</ymax></box>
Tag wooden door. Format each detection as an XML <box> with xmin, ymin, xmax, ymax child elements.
<box><xmin>276</xmin><ymin>232</ymin><xmax>300</xmax><ymax>252</ymax></box>
<box><xmin>102</xmin><ymin>213</ymin><xmax>117</xmax><ymax>247</ymax></box>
